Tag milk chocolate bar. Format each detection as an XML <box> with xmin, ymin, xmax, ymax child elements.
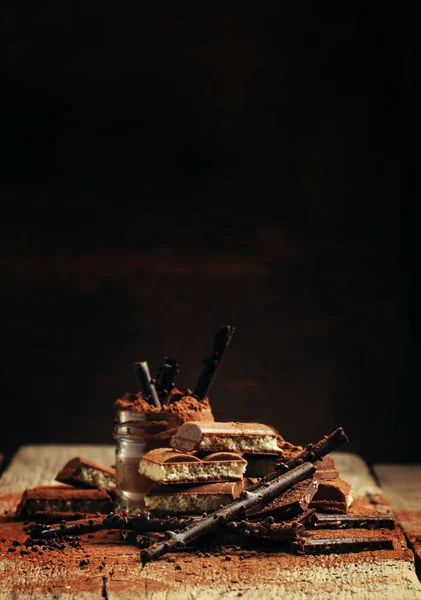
<box><xmin>248</xmin><ymin>478</ymin><xmax>319</xmax><ymax>521</ymax></box>
<box><xmin>144</xmin><ymin>479</ymin><xmax>246</xmax><ymax>514</ymax></box>
<box><xmin>309</xmin><ymin>478</ymin><xmax>353</xmax><ymax>513</ymax></box>
<box><xmin>292</xmin><ymin>536</ymin><xmax>393</xmax><ymax>555</ymax></box>
<box><xmin>171</xmin><ymin>421</ymin><xmax>281</xmax><ymax>454</ymax></box>
<box><xmin>56</xmin><ymin>457</ymin><xmax>116</xmax><ymax>491</ymax></box>
<box><xmin>138</xmin><ymin>448</ymin><xmax>246</xmax><ymax>484</ymax></box>
<box><xmin>16</xmin><ymin>485</ymin><xmax>113</xmax><ymax>518</ymax></box>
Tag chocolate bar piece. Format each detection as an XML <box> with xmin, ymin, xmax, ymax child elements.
<box><xmin>171</xmin><ymin>421</ymin><xmax>281</xmax><ymax>454</ymax></box>
<box><xmin>292</xmin><ymin>536</ymin><xmax>394</xmax><ymax>555</ymax></box>
<box><xmin>144</xmin><ymin>480</ymin><xmax>246</xmax><ymax>514</ymax></box>
<box><xmin>248</xmin><ymin>478</ymin><xmax>319</xmax><ymax>521</ymax></box>
<box><xmin>225</xmin><ymin>517</ymin><xmax>306</xmax><ymax>540</ymax></box>
<box><xmin>138</xmin><ymin>448</ymin><xmax>246</xmax><ymax>484</ymax></box>
<box><xmin>310</xmin><ymin>478</ymin><xmax>353</xmax><ymax>513</ymax></box>
<box><xmin>56</xmin><ymin>457</ymin><xmax>116</xmax><ymax>491</ymax></box>
<box><xmin>314</xmin><ymin>514</ymin><xmax>395</xmax><ymax>530</ymax></box>
<box><xmin>314</xmin><ymin>456</ymin><xmax>340</xmax><ymax>481</ymax></box>
<box><xmin>16</xmin><ymin>485</ymin><xmax>113</xmax><ymax>518</ymax></box>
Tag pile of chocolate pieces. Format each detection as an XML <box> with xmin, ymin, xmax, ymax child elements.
<box><xmin>19</xmin><ymin>326</ymin><xmax>395</xmax><ymax>561</ymax></box>
<box><xmin>23</xmin><ymin>425</ymin><xmax>395</xmax><ymax>563</ymax></box>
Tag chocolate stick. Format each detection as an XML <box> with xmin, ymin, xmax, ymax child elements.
<box><xmin>193</xmin><ymin>325</ymin><xmax>235</xmax><ymax>400</ymax></box>
<box><xmin>132</xmin><ymin>361</ymin><xmax>162</xmax><ymax>409</ymax></box>
<box><xmin>154</xmin><ymin>358</ymin><xmax>179</xmax><ymax>403</ymax></box>
<box><xmin>247</xmin><ymin>427</ymin><xmax>348</xmax><ymax>493</ymax></box>
<box><xmin>32</xmin><ymin>513</ymin><xmax>196</xmax><ymax>540</ymax></box>
<box><xmin>140</xmin><ymin>461</ymin><xmax>315</xmax><ymax>564</ymax></box>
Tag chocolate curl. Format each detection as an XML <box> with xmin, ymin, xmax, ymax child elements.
<box><xmin>140</xmin><ymin>461</ymin><xmax>315</xmax><ymax>565</ymax></box>
<box><xmin>132</xmin><ymin>361</ymin><xmax>162</xmax><ymax>409</ymax></box>
<box><xmin>193</xmin><ymin>325</ymin><xmax>236</xmax><ymax>400</ymax></box>
<box><xmin>247</xmin><ymin>427</ymin><xmax>348</xmax><ymax>493</ymax></box>
<box><xmin>155</xmin><ymin>358</ymin><xmax>179</xmax><ymax>403</ymax></box>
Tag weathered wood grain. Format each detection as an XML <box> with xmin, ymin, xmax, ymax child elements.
<box><xmin>374</xmin><ymin>464</ymin><xmax>421</xmax><ymax>567</ymax></box>
<box><xmin>1</xmin><ymin>447</ymin><xmax>421</xmax><ymax>599</ymax></box>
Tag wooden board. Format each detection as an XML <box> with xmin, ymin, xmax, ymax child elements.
<box><xmin>374</xmin><ymin>464</ymin><xmax>421</xmax><ymax>569</ymax></box>
<box><xmin>0</xmin><ymin>446</ymin><xmax>420</xmax><ymax>600</ymax></box>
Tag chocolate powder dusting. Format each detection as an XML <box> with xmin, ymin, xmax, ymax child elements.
<box><xmin>115</xmin><ymin>388</ymin><xmax>212</xmax><ymax>420</ymax></box>
<box><xmin>114</xmin><ymin>388</ymin><xmax>214</xmax><ymax>450</ymax></box>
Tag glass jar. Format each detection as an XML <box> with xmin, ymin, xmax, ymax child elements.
<box><xmin>114</xmin><ymin>413</ymin><xmax>151</xmax><ymax>514</ymax></box>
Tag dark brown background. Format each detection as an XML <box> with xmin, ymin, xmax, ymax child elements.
<box><xmin>1</xmin><ymin>4</ymin><xmax>419</xmax><ymax>464</ymax></box>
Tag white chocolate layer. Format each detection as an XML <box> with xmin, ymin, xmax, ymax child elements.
<box><xmin>78</xmin><ymin>466</ymin><xmax>116</xmax><ymax>490</ymax></box>
<box><xmin>138</xmin><ymin>460</ymin><xmax>245</xmax><ymax>483</ymax></box>
<box><xmin>199</xmin><ymin>435</ymin><xmax>280</xmax><ymax>453</ymax></box>
<box><xmin>144</xmin><ymin>493</ymin><xmax>233</xmax><ymax>514</ymax></box>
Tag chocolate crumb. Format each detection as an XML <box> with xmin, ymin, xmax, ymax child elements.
<box><xmin>225</xmin><ymin>555</ymin><xmax>232</xmax><ymax>561</ymax></box>
<box><xmin>175</xmin><ymin>564</ymin><xmax>182</xmax><ymax>570</ymax></box>
<box><xmin>7</xmin><ymin>548</ymin><xmax>16</xmax><ymax>553</ymax></box>
<box><xmin>79</xmin><ymin>559</ymin><xmax>90</xmax><ymax>567</ymax></box>
<box><xmin>167</xmin><ymin>557</ymin><xmax>176</xmax><ymax>563</ymax></box>
<box><xmin>12</xmin><ymin>540</ymin><xmax>21</xmax><ymax>547</ymax></box>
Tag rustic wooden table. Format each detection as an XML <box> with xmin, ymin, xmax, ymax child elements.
<box><xmin>1</xmin><ymin>446</ymin><xmax>420</xmax><ymax>600</ymax></box>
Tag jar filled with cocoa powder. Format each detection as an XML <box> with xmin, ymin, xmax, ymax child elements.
<box><xmin>113</xmin><ymin>390</ymin><xmax>214</xmax><ymax>514</ymax></box>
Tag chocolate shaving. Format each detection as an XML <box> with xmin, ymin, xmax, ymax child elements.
<box><xmin>313</xmin><ymin>514</ymin><xmax>395</xmax><ymax>530</ymax></box>
<box><xmin>292</xmin><ymin>536</ymin><xmax>394</xmax><ymax>555</ymax></box>
<box><xmin>155</xmin><ymin>358</ymin><xmax>179</xmax><ymax>403</ymax></box>
<box><xmin>247</xmin><ymin>427</ymin><xmax>348</xmax><ymax>493</ymax></box>
<box><xmin>132</xmin><ymin>361</ymin><xmax>162</xmax><ymax>409</ymax></box>
<box><xmin>193</xmin><ymin>325</ymin><xmax>235</xmax><ymax>400</ymax></box>
<box><xmin>140</xmin><ymin>461</ymin><xmax>315</xmax><ymax>564</ymax></box>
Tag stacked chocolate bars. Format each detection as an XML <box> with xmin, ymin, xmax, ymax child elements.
<box><xmin>138</xmin><ymin>421</ymin><xmax>353</xmax><ymax>518</ymax></box>
<box><xmin>17</xmin><ymin>458</ymin><xmax>116</xmax><ymax>521</ymax></box>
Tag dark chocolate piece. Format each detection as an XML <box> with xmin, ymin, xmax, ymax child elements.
<box><xmin>140</xmin><ymin>461</ymin><xmax>315</xmax><ymax>564</ymax></box>
<box><xmin>225</xmin><ymin>516</ymin><xmax>306</xmax><ymax>540</ymax></box>
<box><xmin>16</xmin><ymin>486</ymin><xmax>113</xmax><ymax>519</ymax></box>
<box><xmin>314</xmin><ymin>514</ymin><xmax>395</xmax><ymax>530</ymax></box>
<box><xmin>193</xmin><ymin>325</ymin><xmax>235</xmax><ymax>400</ymax></box>
<box><xmin>55</xmin><ymin>457</ymin><xmax>116</xmax><ymax>490</ymax></box>
<box><xmin>155</xmin><ymin>358</ymin><xmax>179</xmax><ymax>403</ymax></box>
<box><xmin>132</xmin><ymin>361</ymin><xmax>162</xmax><ymax>409</ymax></box>
<box><xmin>309</xmin><ymin>478</ymin><xmax>352</xmax><ymax>514</ymax></box>
<box><xmin>292</xmin><ymin>536</ymin><xmax>394</xmax><ymax>555</ymax></box>
<box><xmin>244</xmin><ymin>454</ymin><xmax>280</xmax><ymax>478</ymax></box>
<box><xmin>248</xmin><ymin>478</ymin><xmax>319</xmax><ymax>521</ymax></box>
